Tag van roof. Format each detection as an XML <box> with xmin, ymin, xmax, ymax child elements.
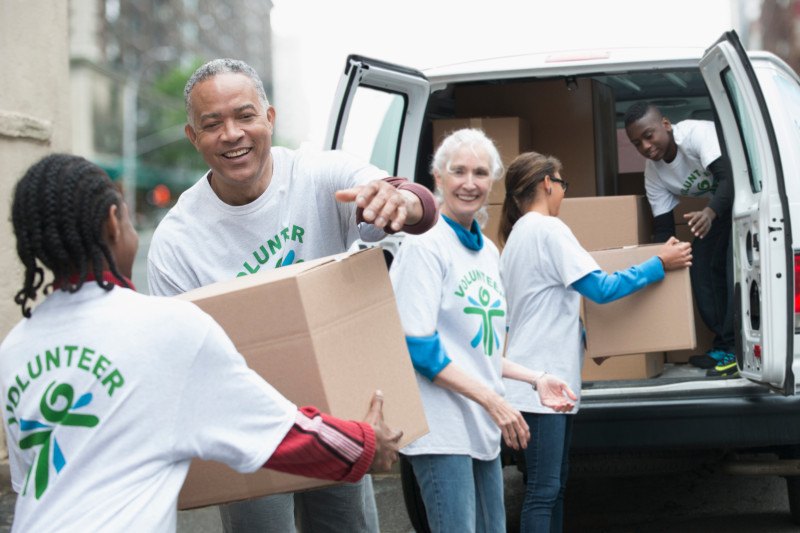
<box><xmin>422</xmin><ymin>47</ymin><xmax>709</xmax><ymax>84</ymax></box>
<box><xmin>421</xmin><ymin>47</ymin><xmax>787</xmax><ymax>86</ymax></box>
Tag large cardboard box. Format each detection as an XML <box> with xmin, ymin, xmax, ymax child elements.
<box><xmin>432</xmin><ymin>116</ymin><xmax>531</xmax><ymax>205</ymax></box>
<box><xmin>174</xmin><ymin>248</ymin><xmax>428</xmax><ymax>509</ymax></box>
<box><xmin>665</xmin><ymin>224</ymin><xmax>716</xmax><ymax>363</ymax></box>
<box><xmin>484</xmin><ymin>204</ymin><xmax>503</xmax><ymax>250</ymax></box>
<box><xmin>484</xmin><ymin>195</ymin><xmax>651</xmax><ymax>254</ymax></box>
<box><xmin>583</xmin><ymin>244</ymin><xmax>696</xmax><ymax>358</ymax></box>
<box><xmin>454</xmin><ymin>79</ymin><xmax>617</xmax><ymax>197</ymax></box>
<box><xmin>582</xmin><ymin>352</ymin><xmax>664</xmax><ymax>381</ymax></box>
<box><xmin>558</xmin><ymin>195</ymin><xmax>652</xmax><ymax>251</ymax></box>
<box><xmin>673</xmin><ymin>197</ymin><xmax>710</xmax><ymax>226</ymax></box>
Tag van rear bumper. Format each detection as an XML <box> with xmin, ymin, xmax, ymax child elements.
<box><xmin>572</xmin><ymin>390</ymin><xmax>800</xmax><ymax>451</ymax></box>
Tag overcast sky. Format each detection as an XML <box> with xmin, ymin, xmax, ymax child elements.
<box><xmin>269</xmin><ymin>0</ymin><xmax>758</xmax><ymax>148</ymax></box>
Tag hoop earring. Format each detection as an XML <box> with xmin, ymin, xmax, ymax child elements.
<box><xmin>548</xmin><ymin>187</ymin><xmax>552</xmax><ymax>195</ymax></box>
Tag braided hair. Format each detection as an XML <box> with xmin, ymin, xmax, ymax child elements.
<box><xmin>11</xmin><ymin>153</ymin><xmax>131</xmax><ymax>318</ymax></box>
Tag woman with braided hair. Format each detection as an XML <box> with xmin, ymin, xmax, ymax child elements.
<box><xmin>0</xmin><ymin>154</ymin><xmax>401</xmax><ymax>533</ymax></box>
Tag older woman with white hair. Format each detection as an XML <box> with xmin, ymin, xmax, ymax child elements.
<box><xmin>390</xmin><ymin>128</ymin><xmax>577</xmax><ymax>533</ymax></box>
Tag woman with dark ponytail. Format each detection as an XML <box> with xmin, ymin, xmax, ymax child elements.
<box><xmin>499</xmin><ymin>152</ymin><xmax>693</xmax><ymax>532</ymax></box>
<box><xmin>1</xmin><ymin>154</ymin><xmax>400</xmax><ymax>532</ymax></box>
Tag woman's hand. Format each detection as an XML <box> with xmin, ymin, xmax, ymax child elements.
<box><xmin>657</xmin><ymin>236</ymin><xmax>692</xmax><ymax>271</ymax></box>
<box><xmin>535</xmin><ymin>374</ymin><xmax>578</xmax><ymax>413</ymax></box>
<box><xmin>482</xmin><ymin>391</ymin><xmax>530</xmax><ymax>450</ymax></box>
<box><xmin>432</xmin><ymin>361</ymin><xmax>530</xmax><ymax>449</ymax></box>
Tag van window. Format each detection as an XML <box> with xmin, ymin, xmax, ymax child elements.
<box><xmin>765</xmin><ymin>72</ymin><xmax>800</xmax><ymax>171</ymax></box>
<box><xmin>340</xmin><ymin>86</ymin><xmax>406</xmax><ymax>175</ymax></box>
<box><xmin>723</xmin><ymin>68</ymin><xmax>762</xmax><ymax>193</ymax></box>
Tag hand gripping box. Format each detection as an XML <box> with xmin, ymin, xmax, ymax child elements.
<box><xmin>174</xmin><ymin>247</ymin><xmax>428</xmax><ymax>509</ymax></box>
<box><xmin>583</xmin><ymin>244</ymin><xmax>697</xmax><ymax>358</ymax></box>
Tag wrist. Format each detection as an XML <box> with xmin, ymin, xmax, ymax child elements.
<box><xmin>531</xmin><ymin>372</ymin><xmax>547</xmax><ymax>391</ymax></box>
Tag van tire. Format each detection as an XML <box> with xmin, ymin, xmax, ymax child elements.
<box><xmin>786</xmin><ymin>476</ymin><xmax>800</xmax><ymax>525</ymax></box>
<box><xmin>780</xmin><ymin>445</ymin><xmax>800</xmax><ymax>525</ymax></box>
<box><xmin>399</xmin><ymin>455</ymin><xmax>432</xmax><ymax>533</ymax></box>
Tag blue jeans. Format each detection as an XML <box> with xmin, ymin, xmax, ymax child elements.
<box><xmin>406</xmin><ymin>454</ymin><xmax>505</xmax><ymax>533</ymax></box>
<box><xmin>690</xmin><ymin>213</ymin><xmax>734</xmax><ymax>353</ymax></box>
<box><xmin>520</xmin><ymin>413</ymin><xmax>573</xmax><ymax>533</ymax></box>
<box><xmin>219</xmin><ymin>476</ymin><xmax>378</xmax><ymax>533</ymax></box>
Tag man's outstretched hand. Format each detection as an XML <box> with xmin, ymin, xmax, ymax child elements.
<box><xmin>363</xmin><ymin>390</ymin><xmax>403</xmax><ymax>473</ymax></box>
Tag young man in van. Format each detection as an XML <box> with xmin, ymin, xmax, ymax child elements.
<box><xmin>624</xmin><ymin>102</ymin><xmax>736</xmax><ymax>377</ymax></box>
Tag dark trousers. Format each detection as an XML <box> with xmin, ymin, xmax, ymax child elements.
<box><xmin>520</xmin><ymin>413</ymin><xmax>574</xmax><ymax>533</ymax></box>
<box><xmin>690</xmin><ymin>213</ymin><xmax>735</xmax><ymax>353</ymax></box>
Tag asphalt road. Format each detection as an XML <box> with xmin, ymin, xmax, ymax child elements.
<box><xmin>1</xmin><ymin>460</ymin><xmax>799</xmax><ymax>532</ymax></box>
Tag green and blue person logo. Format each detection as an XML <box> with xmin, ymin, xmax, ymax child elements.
<box><xmin>463</xmin><ymin>286</ymin><xmax>505</xmax><ymax>356</ymax></box>
<box><xmin>19</xmin><ymin>381</ymin><xmax>99</xmax><ymax>499</ymax></box>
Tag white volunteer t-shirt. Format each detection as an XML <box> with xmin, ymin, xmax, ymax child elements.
<box><xmin>390</xmin><ymin>218</ymin><xmax>507</xmax><ymax>460</ymax></box>
<box><xmin>645</xmin><ymin>120</ymin><xmax>722</xmax><ymax>216</ymax></box>
<box><xmin>147</xmin><ymin>147</ymin><xmax>388</xmax><ymax>295</ymax></box>
<box><xmin>500</xmin><ymin>212</ymin><xmax>599</xmax><ymax>414</ymax></box>
<box><xmin>1</xmin><ymin>285</ymin><xmax>296</xmax><ymax>533</ymax></box>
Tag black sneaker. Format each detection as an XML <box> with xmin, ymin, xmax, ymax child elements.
<box><xmin>689</xmin><ymin>349</ymin><xmax>726</xmax><ymax>369</ymax></box>
<box><xmin>706</xmin><ymin>353</ymin><xmax>738</xmax><ymax>377</ymax></box>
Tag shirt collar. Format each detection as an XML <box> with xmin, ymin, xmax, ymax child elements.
<box><xmin>56</xmin><ymin>272</ymin><xmax>136</xmax><ymax>291</ymax></box>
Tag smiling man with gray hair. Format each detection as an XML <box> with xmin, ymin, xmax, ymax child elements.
<box><xmin>147</xmin><ymin>58</ymin><xmax>437</xmax><ymax>532</ymax></box>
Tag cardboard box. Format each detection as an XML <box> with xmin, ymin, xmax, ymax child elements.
<box><xmin>484</xmin><ymin>204</ymin><xmax>503</xmax><ymax>251</ymax></box>
<box><xmin>174</xmin><ymin>248</ymin><xmax>428</xmax><ymax>509</ymax></box>
<box><xmin>558</xmin><ymin>195</ymin><xmax>652</xmax><ymax>251</ymax></box>
<box><xmin>583</xmin><ymin>244</ymin><xmax>696</xmax><ymax>357</ymax></box>
<box><xmin>582</xmin><ymin>352</ymin><xmax>664</xmax><ymax>381</ymax></box>
<box><xmin>432</xmin><ymin>117</ymin><xmax>531</xmax><ymax>205</ymax></box>
<box><xmin>485</xmin><ymin>195</ymin><xmax>651</xmax><ymax>253</ymax></box>
<box><xmin>664</xmin><ymin>221</ymin><xmax>716</xmax><ymax>363</ymax></box>
<box><xmin>673</xmin><ymin>196</ymin><xmax>710</xmax><ymax>226</ymax></box>
<box><xmin>454</xmin><ymin>79</ymin><xmax>617</xmax><ymax>198</ymax></box>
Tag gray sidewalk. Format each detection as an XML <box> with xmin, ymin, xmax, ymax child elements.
<box><xmin>0</xmin><ymin>461</ymin><xmax>413</xmax><ymax>532</ymax></box>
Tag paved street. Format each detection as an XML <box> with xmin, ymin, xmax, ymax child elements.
<box><xmin>2</xmin><ymin>459</ymin><xmax>800</xmax><ymax>532</ymax></box>
<box><xmin>0</xmin><ymin>463</ymin><xmax>413</xmax><ymax>533</ymax></box>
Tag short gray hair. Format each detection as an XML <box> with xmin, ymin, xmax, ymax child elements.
<box><xmin>430</xmin><ymin>128</ymin><xmax>504</xmax><ymax>182</ymax></box>
<box><xmin>184</xmin><ymin>59</ymin><xmax>270</xmax><ymax>127</ymax></box>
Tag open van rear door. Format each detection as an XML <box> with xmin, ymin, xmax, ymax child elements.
<box><xmin>700</xmin><ymin>31</ymin><xmax>797</xmax><ymax>394</ymax></box>
<box><xmin>325</xmin><ymin>55</ymin><xmax>430</xmax><ymax>180</ymax></box>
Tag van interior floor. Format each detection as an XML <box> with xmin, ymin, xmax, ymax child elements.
<box><xmin>583</xmin><ymin>362</ymin><xmax>745</xmax><ymax>390</ymax></box>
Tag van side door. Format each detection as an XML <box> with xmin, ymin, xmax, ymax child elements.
<box><xmin>700</xmin><ymin>31</ymin><xmax>797</xmax><ymax>394</ymax></box>
<box><xmin>325</xmin><ymin>55</ymin><xmax>430</xmax><ymax>180</ymax></box>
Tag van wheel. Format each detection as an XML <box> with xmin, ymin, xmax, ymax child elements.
<box><xmin>786</xmin><ymin>476</ymin><xmax>800</xmax><ymax>525</ymax></box>
<box><xmin>779</xmin><ymin>445</ymin><xmax>800</xmax><ymax>525</ymax></box>
<box><xmin>399</xmin><ymin>455</ymin><xmax>431</xmax><ymax>533</ymax></box>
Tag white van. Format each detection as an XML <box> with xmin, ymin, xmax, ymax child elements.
<box><xmin>325</xmin><ymin>31</ymin><xmax>800</xmax><ymax>526</ymax></box>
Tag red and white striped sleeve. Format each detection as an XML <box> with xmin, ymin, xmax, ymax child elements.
<box><xmin>263</xmin><ymin>406</ymin><xmax>376</xmax><ymax>483</ymax></box>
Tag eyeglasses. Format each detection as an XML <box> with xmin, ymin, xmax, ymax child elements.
<box><xmin>550</xmin><ymin>176</ymin><xmax>568</xmax><ymax>193</ymax></box>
